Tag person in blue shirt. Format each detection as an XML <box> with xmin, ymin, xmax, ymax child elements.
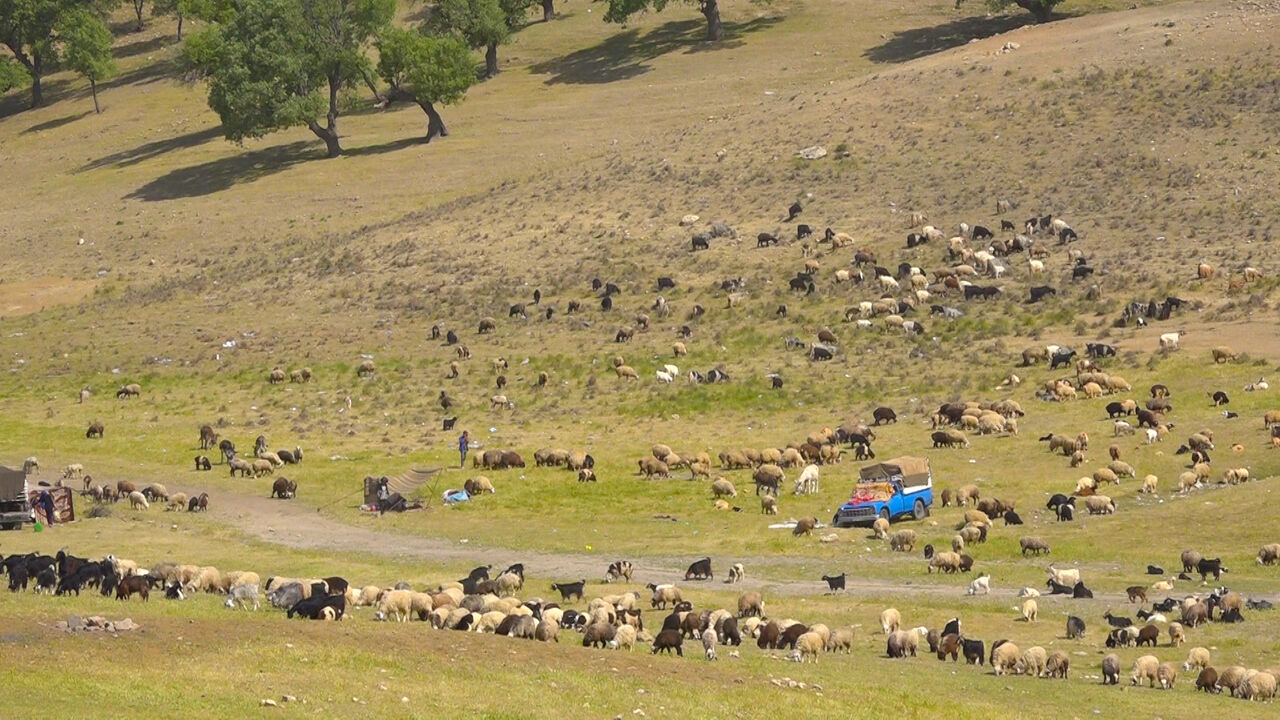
<box><xmin>458</xmin><ymin>430</ymin><xmax>470</xmax><ymax>468</ymax></box>
<box><xmin>38</xmin><ymin>489</ymin><xmax>56</xmax><ymax>526</ymax></box>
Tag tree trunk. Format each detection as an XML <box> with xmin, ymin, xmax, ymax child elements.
<box><xmin>541</xmin><ymin>0</ymin><xmax>554</xmax><ymax>22</ymax></box>
<box><xmin>308</xmin><ymin>71</ymin><xmax>343</xmax><ymax>158</ymax></box>
<box><xmin>177</xmin><ymin>14</ymin><xmax>184</xmax><ymax>40</ymax></box>
<box><xmin>134</xmin><ymin>0</ymin><xmax>145</xmax><ymax>31</ymax></box>
<box><xmin>701</xmin><ymin>0</ymin><xmax>723</xmax><ymax>41</ymax></box>
<box><xmin>419</xmin><ymin>100</ymin><xmax>447</xmax><ymax>142</ymax></box>
<box><xmin>29</xmin><ymin>71</ymin><xmax>43</xmax><ymax>109</ymax></box>
<box><xmin>90</xmin><ymin>77</ymin><xmax>100</xmax><ymax>114</ymax></box>
<box><xmin>484</xmin><ymin>42</ymin><xmax>498</xmax><ymax>78</ymax></box>
<box><xmin>361</xmin><ymin>67</ymin><xmax>386</xmax><ymax>105</ymax></box>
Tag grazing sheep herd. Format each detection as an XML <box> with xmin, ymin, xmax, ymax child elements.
<box><xmin>10</xmin><ymin>201</ymin><xmax>1280</xmax><ymax>708</ymax></box>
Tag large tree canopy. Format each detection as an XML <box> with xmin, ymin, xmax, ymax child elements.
<box><xmin>182</xmin><ymin>0</ymin><xmax>395</xmax><ymax>157</ymax></box>
<box><xmin>375</xmin><ymin>26</ymin><xmax>474</xmax><ymax>141</ymax></box>
<box><xmin>599</xmin><ymin>0</ymin><xmax>724</xmax><ymax>41</ymax></box>
<box><xmin>0</xmin><ymin>0</ymin><xmax>115</xmax><ymax>108</ymax></box>
<box><xmin>954</xmin><ymin>0</ymin><xmax>1064</xmax><ymax>22</ymax></box>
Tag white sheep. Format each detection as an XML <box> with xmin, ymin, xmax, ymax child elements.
<box><xmin>655</xmin><ymin>370</ymin><xmax>674</xmax><ymax>383</ymax></box>
<box><xmin>967</xmin><ymin>573</ymin><xmax>991</xmax><ymax>596</ymax></box>
<box><xmin>1144</xmin><ymin>428</ymin><xmax>1159</xmax><ymax>445</ymax></box>
<box><xmin>794</xmin><ymin>464</ymin><xmax>820</xmax><ymax>495</ymax></box>
<box><xmin>1028</xmin><ymin>259</ymin><xmax>1044</xmax><ymax>275</ymax></box>
<box><xmin>128</xmin><ymin>491</ymin><xmax>149</xmax><ymax>510</ymax></box>
<box><xmin>1017</xmin><ymin>587</ymin><xmax>1041</xmax><ymax>598</ymax></box>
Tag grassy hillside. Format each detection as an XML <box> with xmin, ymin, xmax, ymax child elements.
<box><xmin>3</xmin><ymin>0</ymin><xmax>1280</xmax><ymax>716</ymax></box>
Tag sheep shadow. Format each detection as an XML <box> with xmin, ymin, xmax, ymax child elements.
<box><xmin>125</xmin><ymin>141</ymin><xmax>317</xmax><ymax>201</ymax></box>
<box><xmin>863</xmin><ymin>14</ymin><xmax>1043</xmax><ymax>64</ymax></box>
<box><xmin>80</xmin><ymin>126</ymin><xmax>224</xmax><ymax>171</ymax></box>
<box><xmin>22</xmin><ymin>110</ymin><xmax>92</xmax><ymax>134</ymax></box>
<box><xmin>530</xmin><ymin>16</ymin><xmax>782</xmax><ymax>85</ymax></box>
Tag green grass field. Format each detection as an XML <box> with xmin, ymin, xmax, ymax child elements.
<box><xmin>2</xmin><ymin>0</ymin><xmax>1280</xmax><ymax>715</ymax></box>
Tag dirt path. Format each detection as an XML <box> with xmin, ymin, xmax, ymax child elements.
<box><xmin>198</xmin><ymin>485</ymin><xmax>1132</xmax><ymax>604</ymax></box>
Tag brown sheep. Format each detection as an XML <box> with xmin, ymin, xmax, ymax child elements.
<box><xmin>793</xmin><ymin>517</ymin><xmax>817</xmax><ymax>537</ymax></box>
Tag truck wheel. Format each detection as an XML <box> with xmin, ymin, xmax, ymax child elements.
<box><xmin>878</xmin><ymin>508</ymin><xmax>890</xmax><ymax>523</ymax></box>
<box><xmin>832</xmin><ymin>514</ymin><xmax>841</xmax><ymax>528</ymax></box>
<box><xmin>913</xmin><ymin>500</ymin><xmax>926</xmax><ymax>521</ymax></box>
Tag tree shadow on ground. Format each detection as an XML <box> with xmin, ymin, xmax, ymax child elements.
<box><xmin>863</xmin><ymin>13</ymin><xmax>1042</xmax><ymax>64</ymax></box>
<box><xmin>80</xmin><ymin>126</ymin><xmax>224</xmax><ymax>171</ymax></box>
<box><xmin>530</xmin><ymin>16</ymin><xmax>783</xmax><ymax>85</ymax></box>
<box><xmin>345</xmin><ymin>136</ymin><xmax>431</xmax><ymax>156</ymax></box>
<box><xmin>125</xmin><ymin>141</ymin><xmax>317</xmax><ymax>201</ymax></box>
<box><xmin>22</xmin><ymin>110</ymin><xmax>92</xmax><ymax>134</ymax></box>
<box><xmin>112</xmin><ymin>34</ymin><xmax>175</xmax><ymax>61</ymax></box>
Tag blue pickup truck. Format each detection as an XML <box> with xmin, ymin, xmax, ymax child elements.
<box><xmin>832</xmin><ymin>456</ymin><xmax>933</xmax><ymax>527</ymax></box>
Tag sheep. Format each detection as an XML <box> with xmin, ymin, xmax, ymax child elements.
<box><xmin>1257</xmin><ymin>543</ymin><xmax>1280</xmax><ymax>566</ymax></box>
<box><xmin>646</xmin><ymin>584</ymin><xmax>681</xmax><ymax>610</ymax></box>
<box><xmin>1168</xmin><ymin>622</ymin><xmax>1186</xmax><ymax>645</ymax></box>
<box><xmin>879</xmin><ymin>608</ymin><xmax>901</xmax><ymax>635</ymax></box>
<box><xmin>1022</xmin><ymin>598</ymin><xmax>1038</xmax><ymax>622</ymax></box>
<box><xmin>794</xmin><ymin>631</ymin><xmax>823</xmax><ymax>663</ymax></box>
<box><xmin>1084</xmin><ymin>495</ymin><xmax>1116</xmax><ymax>515</ymax></box>
<box><xmin>889</xmin><ymin>529</ymin><xmax>917</xmax><ymax>552</ymax></box>
<box><xmin>885</xmin><ymin>630</ymin><xmax>918</xmax><ymax>658</ymax></box>
<box><xmin>1102</xmin><ymin>653</ymin><xmax>1121</xmax><ymax>684</ymax></box>
<box><xmin>710</xmin><ymin>477</ymin><xmax>737</xmax><ymax>499</ymax></box>
<box><xmin>761</xmin><ymin>495</ymin><xmax>777</xmax><ymax>515</ymax></box>
<box><xmin>737</xmin><ymin>591</ymin><xmax>764</xmax><ymax>618</ymax></box>
<box><xmin>128</xmin><ymin>491</ymin><xmax>149</xmax><ymax>510</ymax></box>
<box><xmin>1183</xmin><ymin>647</ymin><xmax>1211</xmax><ymax>671</ymax></box>
<box><xmin>1020</xmin><ymin>646</ymin><xmax>1048</xmax><ymax>677</ymax></box>
<box><xmin>1159</xmin><ymin>332</ymin><xmax>1182</xmax><ymax>351</ymax></box>
<box><xmin>991</xmin><ymin>642</ymin><xmax>1021</xmax><ymax>676</ymax></box>
<box><xmin>792</xmin><ymin>516</ymin><xmax>817</xmax><ymax>537</ymax></box>
<box><xmin>928</xmin><ymin>552</ymin><xmax>962</xmax><ymax>574</ymax></box>
<box><xmin>378</xmin><ymin>590</ymin><xmax>413</xmax><ymax>622</ymax></box>
<box><xmin>1243</xmin><ymin>671</ymin><xmax>1279</xmax><ymax>701</ymax></box>
<box><xmin>1130</xmin><ymin>655</ymin><xmax>1161</xmax><ymax>687</ymax></box>
<box><xmin>871</xmin><ymin>517</ymin><xmax>890</xmax><ymax>540</ymax></box>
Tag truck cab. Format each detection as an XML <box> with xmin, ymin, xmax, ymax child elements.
<box><xmin>833</xmin><ymin>456</ymin><xmax>932</xmax><ymax>527</ymax></box>
<box><xmin>0</xmin><ymin>466</ymin><xmax>32</xmax><ymax>531</ymax></box>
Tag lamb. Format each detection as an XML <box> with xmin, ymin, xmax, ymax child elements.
<box><xmin>871</xmin><ymin>517</ymin><xmax>890</xmax><ymax>540</ymax></box>
<box><xmin>128</xmin><ymin>491</ymin><xmax>149</xmax><ymax>510</ymax></box>
<box><xmin>761</xmin><ymin>495</ymin><xmax>777</xmax><ymax>515</ymax></box>
<box><xmin>651</xmin><ymin>629</ymin><xmax>684</xmax><ymax>656</ymax></box>
<box><xmin>1022</xmin><ymin>598</ymin><xmax>1038</xmax><ymax>622</ymax></box>
<box><xmin>879</xmin><ymin>608</ymin><xmax>901</xmax><ymax>635</ymax></box>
